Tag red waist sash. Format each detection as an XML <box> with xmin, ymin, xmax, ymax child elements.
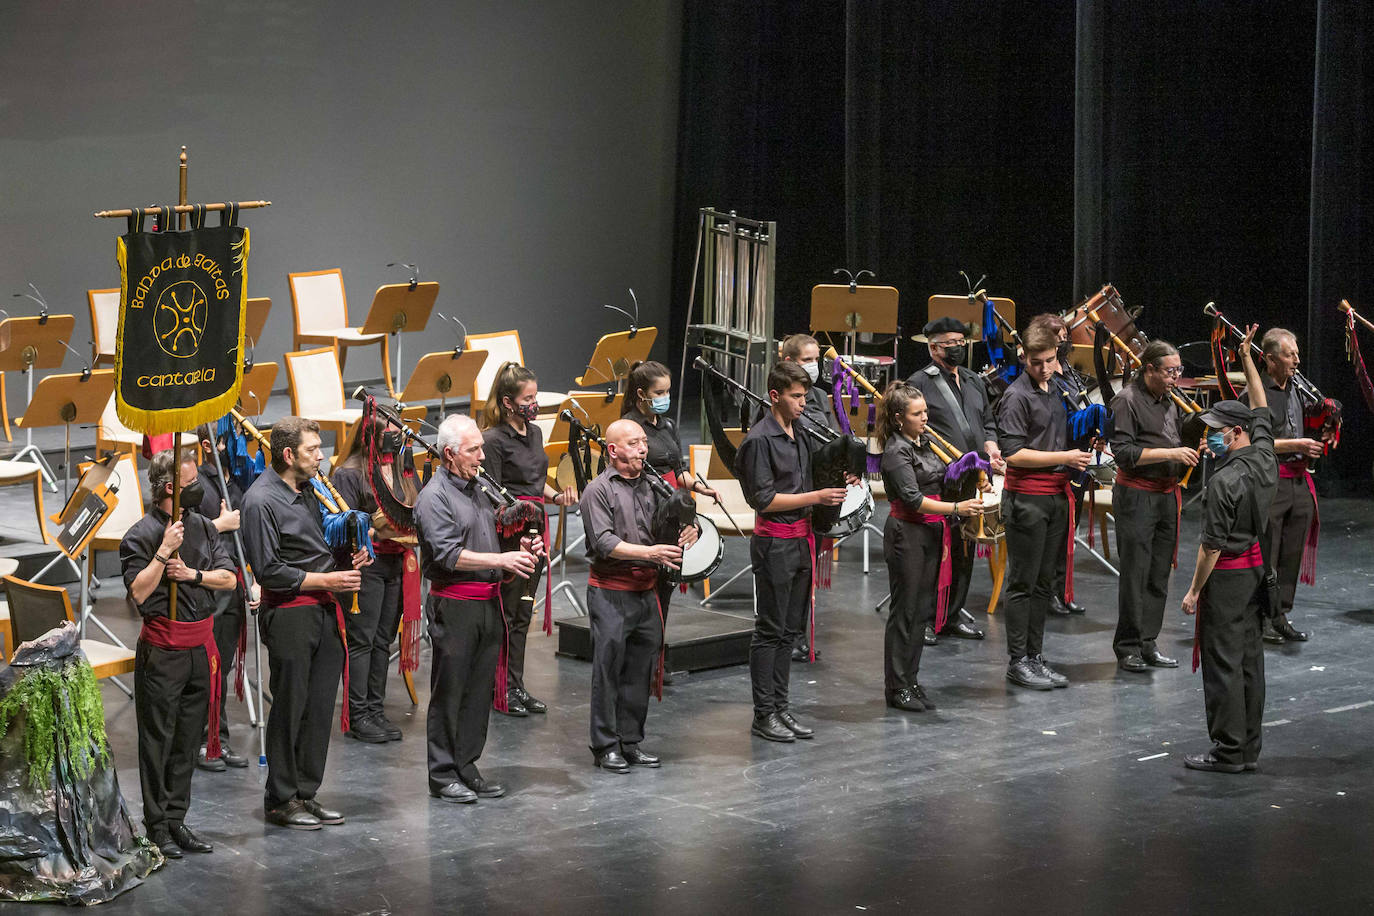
<box><xmin>1004</xmin><ymin>467</ymin><xmax>1078</xmax><ymax>602</ymax></box>
<box><xmin>1215</xmin><ymin>542</ymin><xmax>1263</xmax><ymax>570</ymax></box>
<box><xmin>140</xmin><ymin>615</ymin><xmax>223</xmax><ymax>759</ymax></box>
<box><xmin>429</xmin><ymin>579</ymin><xmax>516</xmax><ymax>713</ymax></box>
<box><xmin>888</xmin><ymin>496</ymin><xmax>924</xmax><ymax>523</ymax></box>
<box><xmin>1115</xmin><ymin>468</ymin><xmax>1184</xmax><ymax>567</ymax></box>
<box><xmin>1278</xmin><ymin>461</ymin><xmax>1320</xmax><ymax>584</ymax></box>
<box><xmin>755</xmin><ymin>516</ymin><xmax>818</xmax><ymax>661</ymax></box>
<box><xmin>587</xmin><ymin>566</ymin><xmax>668</xmax><ymax>699</ymax></box>
<box><xmin>432</xmin><ymin>580</ymin><xmax>501</xmax><ymax>601</ymax></box>
<box><xmin>263</xmin><ymin>589</ymin><xmax>352</xmax><ymax>734</ymax></box>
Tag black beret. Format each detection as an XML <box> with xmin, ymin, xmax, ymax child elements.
<box><xmin>923</xmin><ymin>316</ymin><xmax>968</xmax><ymax>337</ymax></box>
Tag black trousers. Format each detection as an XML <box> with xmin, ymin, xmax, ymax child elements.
<box><xmin>498</xmin><ymin>564</ymin><xmax>543</xmax><ymax>694</ymax></box>
<box><xmin>882</xmin><ymin>516</ymin><xmax>941</xmax><ymax>691</ymax></box>
<box><xmin>750</xmin><ymin>535</ymin><xmax>811</xmax><ymax>716</ymax></box>
<box><xmin>135</xmin><ymin>641</ymin><xmax>209</xmax><ymax>835</ymax></box>
<box><xmin>261</xmin><ymin>603</ymin><xmax>344</xmax><ymax>809</ymax></box>
<box><xmin>206</xmin><ymin>586</ymin><xmax>244</xmax><ymax>746</ymax></box>
<box><xmin>1264</xmin><ymin>474</ymin><xmax>1316</xmax><ymax>616</ymax></box>
<box><xmin>587</xmin><ymin>584</ymin><xmax>661</xmax><ymax>752</ymax></box>
<box><xmin>426</xmin><ymin>594</ymin><xmax>501</xmax><ymax>792</ymax></box>
<box><xmin>1053</xmin><ymin>484</ymin><xmax>1088</xmax><ymax>602</ymax></box>
<box><xmin>1112</xmin><ymin>485</ymin><xmax>1178</xmax><ymax>658</ymax></box>
<box><xmin>1003</xmin><ymin>491</ymin><xmax>1068</xmax><ymax>660</ymax></box>
<box><xmin>348</xmin><ymin>552</ymin><xmax>405</xmax><ymax>721</ymax></box>
<box><xmin>1199</xmin><ymin>566</ymin><xmax>1265</xmax><ymax>764</ymax></box>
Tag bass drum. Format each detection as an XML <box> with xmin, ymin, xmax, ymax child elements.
<box><xmin>1063</xmin><ymin>284</ymin><xmax>1148</xmax><ymax>357</ymax></box>
<box><xmin>819</xmin><ymin>481</ymin><xmax>875</xmax><ymax>539</ymax></box>
<box><xmin>669</xmin><ymin>515</ymin><xmax>724</xmax><ymax>584</ymax></box>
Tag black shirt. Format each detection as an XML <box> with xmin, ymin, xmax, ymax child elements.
<box><xmin>331</xmin><ymin>465</ymin><xmax>379</xmax><ymax>515</ymax></box>
<box><xmin>735</xmin><ymin>412</ymin><xmax>815</xmax><ymax>525</ymax></box>
<box><xmin>997</xmin><ymin>372</ymin><xmax>1068</xmax><ymax>469</ymax></box>
<box><xmin>907</xmin><ymin>363</ymin><xmax>996</xmax><ymax>455</ymax></box>
<box><xmin>1201</xmin><ymin>407</ymin><xmax>1277</xmax><ymax>554</ymax></box>
<box><xmin>1264</xmin><ymin>374</ymin><xmax>1306</xmax><ymax>466</ymax></box>
<box><xmin>1109</xmin><ymin>376</ymin><xmax>1184</xmax><ymax>479</ymax></box>
<box><xmin>579</xmin><ymin>466</ymin><xmax>658</xmax><ymax>575</ymax></box>
<box><xmin>194</xmin><ymin>460</ymin><xmax>243</xmax><ymax>519</ymax></box>
<box><xmin>413</xmin><ymin>467</ymin><xmax>502</xmax><ymax>587</ymax></box>
<box><xmin>621</xmin><ymin>407</ymin><xmax>684</xmax><ymax>476</ymax></box>
<box><xmin>803</xmin><ymin>386</ymin><xmax>837</xmax><ymax>433</ymax></box>
<box><xmin>242</xmin><ymin>468</ymin><xmax>335</xmax><ymax>596</ymax></box>
<box><xmin>120</xmin><ymin>507</ymin><xmax>233</xmax><ymax>622</ymax></box>
<box><xmin>482</xmin><ymin>422</ymin><xmax>548</xmax><ymax>499</ymax></box>
<box><xmin>880</xmin><ymin>433</ymin><xmax>944</xmax><ymax>511</ymax></box>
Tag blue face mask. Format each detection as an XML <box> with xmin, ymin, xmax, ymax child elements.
<box><xmin>649</xmin><ymin>394</ymin><xmax>671</xmax><ymax>415</ymax></box>
<box><xmin>1206</xmin><ymin>430</ymin><xmax>1229</xmax><ymax>458</ymax></box>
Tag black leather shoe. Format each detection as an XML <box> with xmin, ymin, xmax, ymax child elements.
<box><xmin>171</xmin><ymin>824</ymin><xmax>213</xmax><ymax>853</ymax></box>
<box><xmin>751</xmin><ymin>713</ymin><xmax>796</xmax><ymax>743</ymax></box>
<box><xmin>500</xmin><ymin>691</ymin><xmax>529</xmax><ymax>717</ymax></box>
<box><xmin>301</xmin><ymin>798</ymin><xmax>344</xmax><ymax>824</ymax></box>
<box><xmin>514</xmin><ymin>688</ymin><xmax>547</xmax><ymax>714</ymax></box>
<box><xmin>622</xmin><ymin>746</ymin><xmax>661</xmax><ymax>767</ymax></box>
<box><xmin>348</xmin><ymin>716</ymin><xmax>390</xmax><ymax>744</ymax></box>
<box><xmin>151</xmin><ymin>832</ymin><xmax>182</xmax><ymax>859</ymax></box>
<box><xmin>923</xmin><ymin>626</ymin><xmax>938</xmax><ymax>646</ymax></box>
<box><xmin>791</xmin><ymin>645</ymin><xmax>821</xmax><ymax>662</ymax></box>
<box><xmin>941</xmin><ymin>621</ymin><xmax>985</xmax><ymax>640</ymax></box>
<box><xmin>219</xmin><ymin>743</ymin><xmax>249</xmax><ymax>768</ymax></box>
<box><xmin>1065</xmin><ymin>600</ymin><xmax>1087</xmax><ymax>615</ymax></box>
<box><xmin>1262</xmin><ymin>621</ymin><xmax>1285</xmax><ymax>644</ymax></box>
<box><xmin>462</xmin><ymin>775</ymin><xmax>506</xmax><ymax>799</ymax></box>
<box><xmin>913</xmin><ymin>684</ymin><xmax>936</xmax><ymax>709</ymax></box>
<box><xmin>594</xmin><ymin>749</ymin><xmax>631</xmax><ymax>773</ymax></box>
<box><xmin>1033</xmin><ymin>656</ymin><xmax>1069</xmax><ymax>688</ymax></box>
<box><xmin>1007</xmin><ymin>657</ymin><xmax>1053</xmax><ymax>690</ymax></box>
<box><xmin>431</xmin><ymin>782</ymin><xmax>478</xmax><ymax>803</ymax></box>
<box><xmin>1275</xmin><ymin>619</ymin><xmax>1308</xmax><ymax>642</ymax></box>
<box><xmin>777</xmin><ymin>710</ymin><xmax>814</xmax><ymax>739</ymax></box>
<box><xmin>886</xmin><ymin>688</ymin><xmax>926</xmax><ymax>712</ymax></box>
<box><xmin>196</xmin><ymin>746</ymin><xmax>227</xmax><ymax>772</ymax></box>
<box><xmin>1049</xmin><ymin>596</ymin><xmax>1072</xmax><ymax>617</ymax></box>
<box><xmin>265</xmin><ymin>799</ymin><xmax>321</xmax><ymax>830</ymax></box>
<box><xmin>1118</xmin><ymin>654</ymin><xmax>1149</xmax><ymax>673</ymax></box>
<box><xmin>376</xmin><ymin>715</ymin><xmax>403</xmax><ymax>741</ymax></box>
<box><xmin>1143</xmin><ymin>650</ymin><xmax>1179</xmax><ymax>668</ymax></box>
<box><xmin>1184</xmin><ymin>753</ymin><xmax>1244</xmax><ymax>773</ymax></box>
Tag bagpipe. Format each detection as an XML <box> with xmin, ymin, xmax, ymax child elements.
<box><xmin>972</xmin><ymin>288</ymin><xmax>1023</xmax><ymax>400</ymax></box>
<box><xmin>920</xmin><ymin>425</ymin><xmax>997</xmax><ymax>544</ymax></box>
<box><xmin>1204</xmin><ymin>302</ymin><xmax>1342</xmax><ymax>451</ymax></box>
<box><xmin>353</xmin><ymin>389</ymin><xmax>430</xmax><ymax>536</ymax></box>
<box><xmin>1340</xmin><ymin>299</ymin><xmax>1374</xmax><ymax>414</ymax></box>
<box><xmin>470</xmin><ymin>467</ymin><xmax>546</xmax><ymax>573</ymax></box>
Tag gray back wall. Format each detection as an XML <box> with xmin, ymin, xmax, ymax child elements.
<box><xmin>0</xmin><ymin>0</ymin><xmax>681</xmax><ymax>410</ymax></box>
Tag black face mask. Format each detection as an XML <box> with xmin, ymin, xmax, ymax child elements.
<box><xmin>1056</xmin><ymin>340</ymin><xmax>1072</xmax><ymax>365</ymax></box>
<box><xmin>941</xmin><ymin>344</ymin><xmax>968</xmax><ymax>365</ymax></box>
<box><xmin>382</xmin><ymin>431</ymin><xmax>404</xmax><ymax>452</ymax></box>
<box><xmin>177</xmin><ymin>479</ymin><xmax>205</xmax><ymax>511</ymax></box>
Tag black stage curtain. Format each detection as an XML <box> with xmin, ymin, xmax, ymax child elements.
<box><xmin>673</xmin><ymin>0</ymin><xmax>1373</xmax><ymax>488</ymax></box>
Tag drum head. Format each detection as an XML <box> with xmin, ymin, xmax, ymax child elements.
<box><xmin>821</xmin><ymin>482</ymin><xmax>874</xmax><ymax>538</ymax></box>
<box><xmin>677</xmin><ymin>516</ymin><xmax>724</xmax><ymax>581</ymax></box>
<box><xmin>555</xmin><ymin>453</ymin><xmax>579</xmax><ymax>492</ymax></box>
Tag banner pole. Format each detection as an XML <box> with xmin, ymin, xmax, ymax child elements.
<box><xmin>178</xmin><ymin>146</ymin><xmax>188</xmax><ymax>230</ymax></box>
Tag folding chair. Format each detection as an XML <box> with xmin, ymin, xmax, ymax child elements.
<box><xmin>3</xmin><ymin>575</ymin><xmax>135</xmax><ymax>683</ymax></box>
<box><xmin>88</xmin><ymin>287</ymin><xmax>120</xmax><ymax>368</ymax></box>
<box><xmin>288</xmin><ymin>269</ymin><xmax>392</xmax><ymax>391</ymax></box>
<box><xmin>466</xmin><ymin>330</ymin><xmax>567</xmax><ymax>417</ymax></box>
<box><xmin>284</xmin><ymin>346</ymin><xmax>362</xmax><ymax>457</ymax></box>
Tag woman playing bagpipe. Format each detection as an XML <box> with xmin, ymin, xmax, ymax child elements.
<box><xmin>877</xmin><ymin>383</ymin><xmax>986</xmax><ymax>712</ymax></box>
<box><xmin>479</xmin><ymin>361</ymin><xmax>577</xmax><ymax>717</ymax></box>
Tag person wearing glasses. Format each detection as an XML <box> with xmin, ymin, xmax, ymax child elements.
<box><xmin>905</xmin><ymin>316</ymin><xmax>1001</xmax><ymax>645</ymax></box>
<box><xmin>1108</xmin><ymin>340</ymin><xmax>1199</xmax><ymax>673</ymax></box>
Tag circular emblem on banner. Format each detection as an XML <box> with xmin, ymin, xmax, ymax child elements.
<box><xmin>153</xmin><ymin>280</ymin><xmax>208</xmax><ymax>358</ymax></box>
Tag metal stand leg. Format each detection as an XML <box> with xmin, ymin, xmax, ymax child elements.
<box><xmin>13</xmin><ymin>370</ymin><xmax>57</xmax><ymax>491</ymax></box>
<box><xmin>536</xmin><ymin>518</ymin><xmax>587</xmax><ymax>616</ymax></box>
<box><xmin>699</xmin><ymin>562</ymin><xmax>756</xmax><ymax>607</ymax></box>
<box><xmin>874</xmin><ymin>591</ymin><xmax>891</xmax><ymax>614</ymax></box>
<box><xmin>1075</xmin><ymin>531</ymin><xmax>1119</xmax><ymax>576</ymax></box>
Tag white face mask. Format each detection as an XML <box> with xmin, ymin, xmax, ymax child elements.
<box><xmin>802</xmin><ymin>361</ymin><xmax>820</xmax><ymax>383</ymax></box>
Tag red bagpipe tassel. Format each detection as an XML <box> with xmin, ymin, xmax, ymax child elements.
<box><xmin>398</xmin><ymin>549</ymin><xmax>422</xmax><ymax>674</ymax></box>
<box><xmin>816</xmin><ymin>538</ymin><xmax>835</xmax><ymax>589</ymax></box>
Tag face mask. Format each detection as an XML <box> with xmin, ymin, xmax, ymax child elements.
<box><xmin>1206</xmin><ymin>430</ymin><xmax>1230</xmax><ymax>458</ymax></box>
<box><xmin>801</xmin><ymin>361</ymin><xmax>820</xmax><ymax>383</ymax></box>
<box><xmin>510</xmin><ymin>401</ymin><xmax>539</xmax><ymax>422</ymax></box>
<box><xmin>1056</xmin><ymin>340</ymin><xmax>1072</xmax><ymax>364</ymax></box>
<box><xmin>942</xmin><ymin>344</ymin><xmax>967</xmax><ymax>365</ymax></box>
<box><xmin>177</xmin><ymin>479</ymin><xmax>205</xmax><ymax>511</ymax></box>
<box><xmin>649</xmin><ymin>394</ymin><xmax>671</xmax><ymax>415</ymax></box>
<box><xmin>382</xmin><ymin>431</ymin><xmax>403</xmax><ymax>452</ymax></box>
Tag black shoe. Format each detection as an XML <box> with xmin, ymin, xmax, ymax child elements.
<box><xmin>151</xmin><ymin>831</ymin><xmax>183</xmax><ymax>859</ymax></box>
<box><xmin>219</xmin><ymin>743</ymin><xmax>249</xmax><ymax>768</ymax></box>
<box><xmin>514</xmin><ymin>688</ymin><xmax>547</xmax><ymax>714</ymax></box>
<box><xmin>1065</xmin><ymin>600</ymin><xmax>1087</xmax><ymax>615</ymax></box>
<box><xmin>791</xmin><ymin>645</ymin><xmax>821</xmax><ymax>662</ymax></box>
<box><xmin>348</xmin><ymin>716</ymin><xmax>390</xmax><ymax>743</ymax></box>
<box><xmin>622</xmin><ymin>746</ymin><xmax>661</xmax><ymax>767</ymax></box>
<box><xmin>940</xmin><ymin>621</ymin><xmax>984</xmax><ymax>640</ymax></box>
<box><xmin>1007</xmin><ymin>657</ymin><xmax>1053</xmax><ymax>690</ymax></box>
<box><xmin>751</xmin><ymin>713</ymin><xmax>796</xmax><ymax>743</ymax></box>
<box><xmin>196</xmin><ymin>746</ymin><xmax>227</xmax><ymax>772</ymax></box>
<box><xmin>1275</xmin><ymin>619</ymin><xmax>1308</xmax><ymax>642</ymax></box>
<box><xmin>431</xmin><ymin>782</ymin><xmax>478</xmax><ymax>803</ymax></box>
<box><xmin>923</xmin><ymin>625</ymin><xmax>938</xmax><ymax>646</ymax></box>
<box><xmin>1143</xmin><ymin>650</ymin><xmax>1179</xmax><ymax>668</ymax></box>
<box><xmin>913</xmin><ymin>684</ymin><xmax>936</xmax><ymax>710</ymax></box>
<box><xmin>376</xmin><ymin>715</ymin><xmax>403</xmax><ymax>741</ymax></box>
<box><xmin>1118</xmin><ymin>654</ymin><xmax>1149</xmax><ymax>673</ymax></box>
<box><xmin>1184</xmin><ymin>753</ymin><xmax>1244</xmax><ymax>773</ymax></box>
<box><xmin>499</xmin><ymin>691</ymin><xmax>530</xmax><ymax>717</ymax></box>
<box><xmin>886</xmin><ymin>688</ymin><xmax>926</xmax><ymax>712</ymax></box>
<box><xmin>462</xmin><ymin>775</ymin><xmax>506</xmax><ymax>799</ymax></box>
<box><xmin>1049</xmin><ymin>596</ymin><xmax>1072</xmax><ymax>617</ymax></box>
<box><xmin>265</xmin><ymin>799</ymin><xmax>322</xmax><ymax>830</ymax></box>
<box><xmin>1032</xmin><ymin>656</ymin><xmax>1069</xmax><ymax>688</ymax></box>
<box><xmin>171</xmin><ymin>824</ymin><xmax>213</xmax><ymax>853</ymax></box>
<box><xmin>1262</xmin><ymin>621</ymin><xmax>1285</xmax><ymax>644</ymax></box>
<box><xmin>594</xmin><ymin>749</ymin><xmax>631</xmax><ymax>773</ymax></box>
<box><xmin>301</xmin><ymin>798</ymin><xmax>345</xmax><ymax>825</ymax></box>
<box><xmin>1244</xmin><ymin>762</ymin><xmax>1259</xmax><ymax>772</ymax></box>
<box><xmin>777</xmin><ymin>710</ymin><xmax>814</xmax><ymax>739</ymax></box>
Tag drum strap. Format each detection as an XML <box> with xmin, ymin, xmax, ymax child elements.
<box><xmin>928</xmin><ymin>369</ymin><xmax>976</xmax><ymax>450</ymax></box>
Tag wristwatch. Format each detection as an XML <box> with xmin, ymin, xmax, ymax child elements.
<box><xmin>193</xmin><ymin>569</ymin><xmax>204</xmax><ymax>586</ymax></box>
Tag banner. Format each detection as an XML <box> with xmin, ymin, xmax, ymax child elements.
<box><xmin>115</xmin><ymin>203</ymin><xmax>248</xmax><ymax>435</ymax></box>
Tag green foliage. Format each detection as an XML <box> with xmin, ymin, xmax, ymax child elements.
<box><xmin>0</xmin><ymin>658</ymin><xmax>110</xmax><ymax>790</ymax></box>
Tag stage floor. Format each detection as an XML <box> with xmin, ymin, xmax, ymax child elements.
<box><xmin>3</xmin><ymin>483</ymin><xmax>1374</xmax><ymax>912</ymax></box>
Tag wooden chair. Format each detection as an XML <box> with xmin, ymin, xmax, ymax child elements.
<box><xmin>0</xmin><ymin>557</ymin><xmax>17</xmax><ymax>660</ymax></box>
<box><xmin>2</xmin><ymin>575</ymin><xmax>135</xmax><ymax>679</ymax></box>
<box><xmin>96</xmin><ymin>393</ymin><xmax>195</xmax><ymax>458</ymax></box>
<box><xmin>0</xmin><ymin>458</ymin><xmax>47</xmax><ymax>548</ymax></box>
<box><xmin>466</xmin><ymin>330</ymin><xmax>567</xmax><ymax>418</ymax></box>
<box><xmin>287</xmin><ymin>269</ymin><xmax>392</xmax><ymax>391</ymax></box>
<box><xmin>689</xmin><ymin>443</ymin><xmax>756</xmax><ymax>606</ymax></box>
<box><xmin>0</xmin><ymin>374</ymin><xmax>9</xmax><ymax>442</ymax></box>
<box><xmin>87</xmin><ymin>288</ymin><xmax>121</xmax><ymax>368</ymax></box>
<box><xmin>284</xmin><ymin>346</ymin><xmax>362</xmax><ymax>456</ymax></box>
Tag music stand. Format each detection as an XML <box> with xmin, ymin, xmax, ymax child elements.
<box><xmin>398</xmin><ymin>349</ymin><xmax>488</xmax><ymax>417</ymax></box>
<box><xmin>573</xmin><ymin>327</ymin><xmax>659</xmax><ymax>389</ymax></box>
<box><xmin>360</xmin><ymin>282</ymin><xmax>440</xmax><ymax>397</ymax></box>
<box><xmin>811</xmin><ymin>284</ymin><xmax>900</xmax><ymax>358</ymax></box>
<box><xmin>0</xmin><ymin>315</ymin><xmax>77</xmax><ymax>491</ymax></box>
<box><xmin>15</xmin><ymin>369</ymin><xmax>115</xmax><ymax>499</ymax></box>
<box><xmin>244</xmin><ymin>296</ymin><xmax>272</xmax><ymax>346</ymax></box>
<box><xmin>927</xmin><ymin>294</ymin><xmax>1017</xmax><ymax>370</ymax></box>
<box><xmin>237</xmin><ymin>361</ymin><xmax>278</xmax><ymax>418</ymax></box>
<box><xmin>550</xmin><ymin>391</ymin><xmax>623</xmax><ymax>447</ymax></box>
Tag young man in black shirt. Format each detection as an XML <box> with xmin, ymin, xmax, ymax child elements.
<box><xmin>121</xmin><ymin>449</ymin><xmax>237</xmax><ymax>858</ymax></box>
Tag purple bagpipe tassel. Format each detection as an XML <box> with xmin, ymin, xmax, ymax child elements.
<box><xmin>831</xmin><ymin>359</ymin><xmax>861</xmax><ymax>436</ymax></box>
<box><xmin>943</xmin><ymin>450</ymin><xmax>991</xmax><ymax>486</ymax></box>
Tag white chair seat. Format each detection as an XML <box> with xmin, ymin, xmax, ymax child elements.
<box><xmin>315</xmin><ymin>326</ymin><xmax>384</xmax><ymax>343</ymax></box>
<box><xmin>313</xmin><ymin>407</ymin><xmax>363</xmax><ymax>425</ymax></box>
<box><xmin>536</xmin><ymin>390</ymin><xmax>568</xmax><ymax>411</ymax></box>
<box><xmin>0</xmin><ymin>460</ymin><xmax>39</xmax><ymax>482</ymax></box>
<box><xmin>81</xmin><ymin>639</ymin><xmax>136</xmax><ymax>677</ymax></box>
<box><xmin>697</xmin><ymin>506</ymin><xmax>754</xmax><ymax>536</ymax></box>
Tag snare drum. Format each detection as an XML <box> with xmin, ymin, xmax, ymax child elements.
<box><xmin>1087</xmin><ymin>454</ymin><xmax>1117</xmax><ymax>487</ymax></box>
<box><xmin>1063</xmin><ymin>285</ymin><xmax>1149</xmax><ymax>358</ymax></box>
<box><xmin>819</xmin><ymin>481</ymin><xmax>875</xmax><ymax>539</ymax></box>
<box><xmin>960</xmin><ymin>473</ymin><xmax>1006</xmax><ymax>544</ymax></box>
<box><xmin>669</xmin><ymin>515</ymin><xmax>723</xmax><ymax>584</ymax></box>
